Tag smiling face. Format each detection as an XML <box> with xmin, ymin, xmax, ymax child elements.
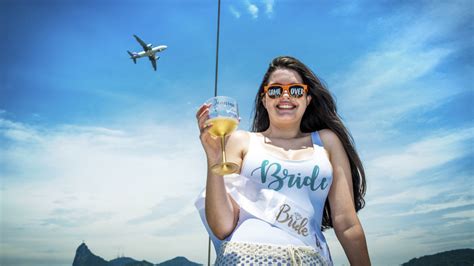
<box><xmin>262</xmin><ymin>68</ymin><xmax>312</xmax><ymax>128</ymax></box>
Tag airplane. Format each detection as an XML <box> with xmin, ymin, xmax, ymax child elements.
<box><xmin>127</xmin><ymin>35</ymin><xmax>167</xmax><ymax>71</ymax></box>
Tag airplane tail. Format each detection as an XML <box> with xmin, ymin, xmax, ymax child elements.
<box><xmin>127</xmin><ymin>50</ymin><xmax>137</xmax><ymax>64</ymax></box>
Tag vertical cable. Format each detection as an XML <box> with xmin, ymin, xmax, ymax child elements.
<box><xmin>207</xmin><ymin>234</ymin><xmax>211</xmax><ymax>266</ymax></box>
<box><xmin>214</xmin><ymin>0</ymin><xmax>221</xmax><ymax>97</ymax></box>
<box><xmin>209</xmin><ymin>1</ymin><xmax>221</xmax><ymax>265</ymax></box>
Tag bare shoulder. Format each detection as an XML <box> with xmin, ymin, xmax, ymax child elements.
<box><xmin>227</xmin><ymin>130</ymin><xmax>251</xmax><ymax>157</ymax></box>
<box><xmin>318</xmin><ymin>129</ymin><xmax>344</xmax><ymax>157</ymax></box>
<box><xmin>229</xmin><ymin>130</ymin><xmax>250</xmax><ymax>143</ymax></box>
<box><xmin>318</xmin><ymin>129</ymin><xmax>341</xmax><ymax>147</ymax></box>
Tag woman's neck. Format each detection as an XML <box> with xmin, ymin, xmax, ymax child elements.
<box><xmin>263</xmin><ymin>124</ymin><xmax>305</xmax><ymax>139</ymax></box>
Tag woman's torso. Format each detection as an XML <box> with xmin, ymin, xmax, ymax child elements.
<box><xmin>228</xmin><ymin>131</ymin><xmax>333</xmax><ymax>258</ymax></box>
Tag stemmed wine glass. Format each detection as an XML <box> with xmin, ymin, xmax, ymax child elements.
<box><xmin>205</xmin><ymin>96</ymin><xmax>240</xmax><ymax>175</ymax></box>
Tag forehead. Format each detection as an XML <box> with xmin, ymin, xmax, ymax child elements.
<box><xmin>268</xmin><ymin>68</ymin><xmax>303</xmax><ymax>84</ymax></box>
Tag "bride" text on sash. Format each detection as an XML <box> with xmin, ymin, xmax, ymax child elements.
<box><xmin>275</xmin><ymin>203</ymin><xmax>309</xmax><ymax>236</ymax></box>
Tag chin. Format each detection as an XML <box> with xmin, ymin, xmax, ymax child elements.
<box><xmin>272</xmin><ymin>114</ymin><xmax>302</xmax><ymax>123</ymax></box>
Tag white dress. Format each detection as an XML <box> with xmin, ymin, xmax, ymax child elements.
<box><xmin>195</xmin><ymin>131</ymin><xmax>334</xmax><ymax>265</ymax></box>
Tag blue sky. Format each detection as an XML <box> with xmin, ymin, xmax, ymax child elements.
<box><xmin>1</xmin><ymin>0</ymin><xmax>473</xmax><ymax>265</ymax></box>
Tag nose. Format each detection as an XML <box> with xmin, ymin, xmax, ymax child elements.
<box><xmin>281</xmin><ymin>89</ymin><xmax>290</xmax><ymax>98</ymax></box>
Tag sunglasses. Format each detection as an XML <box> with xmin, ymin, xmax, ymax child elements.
<box><xmin>262</xmin><ymin>83</ymin><xmax>308</xmax><ymax>99</ymax></box>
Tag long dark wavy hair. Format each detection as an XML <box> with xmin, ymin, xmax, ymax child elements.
<box><xmin>251</xmin><ymin>56</ymin><xmax>366</xmax><ymax>230</ymax></box>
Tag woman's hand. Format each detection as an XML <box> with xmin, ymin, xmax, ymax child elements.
<box><xmin>196</xmin><ymin>103</ymin><xmax>224</xmax><ymax>164</ymax></box>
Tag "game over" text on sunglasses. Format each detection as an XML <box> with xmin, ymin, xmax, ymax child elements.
<box><xmin>262</xmin><ymin>84</ymin><xmax>308</xmax><ymax>98</ymax></box>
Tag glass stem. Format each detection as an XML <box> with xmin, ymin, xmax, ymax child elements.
<box><xmin>221</xmin><ymin>135</ymin><xmax>227</xmax><ymax>163</ymax></box>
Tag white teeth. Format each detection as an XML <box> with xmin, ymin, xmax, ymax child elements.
<box><xmin>277</xmin><ymin>105</ymin><xmax>295</xmax><ymax>109</ymax></box>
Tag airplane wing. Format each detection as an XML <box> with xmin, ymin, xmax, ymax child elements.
<box><xmin>148</xmin><ymin>56</ymin><xmax>157</xmax><ymax>71</ymax></box>
<box><xmin>134</xmin><ymin>34</ymin><xmax>151</xmax><ymax>51</ymax></box>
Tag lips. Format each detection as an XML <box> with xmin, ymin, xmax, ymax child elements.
<box><xmin>276</xmin><ymin>101</ymin><xmax>296</xmax><ymax>110</ymax></box>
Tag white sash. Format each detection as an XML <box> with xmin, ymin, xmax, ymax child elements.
<box><xmin>224</xmin><ymin>174</ymin><xmax>318</xmax><ymax>247</ymax></box>
<box><xmin>195</xmin><ymin>174</ymin><xmax>332</xmax><ymax>265</ymax></box>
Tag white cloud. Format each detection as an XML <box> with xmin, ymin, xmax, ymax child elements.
<box><xmin>366</xmin><ymin>128</ymin><xmax>473</xmax><ymax>180</ymax></box>
<box><xmin>0</xmin><ymin>118</ymin><xmax>42</xmax><ymax>142</ymax></box>
<box><xmin>231</xmin><ymin>0</ymin><xmax>276</xmax><ymax>19</ymax></box>
<box><xmin>396</xmin><ymin>197</ymin><xmax>474</xmax><ymax>216</ymax></box>
<box><xmin>331</xmin><ymin>1</ymin><xmax>471</xmax><ymax>141</ymax></box>
<box><xmin>0</xmin><ymin>116</ymin><xmax>210</xmax><ymax>263</ymax></box>
<box><xmin>246</xmin><ymin>2</ymin><xmax>259</xmax><ymax>19</ymax></box>
<box><xmin>366</xmin><ymin>185</ymin><xmax>452</xmax><ymax>206</ymax></box>
<box><xmin>262</xmin><ymin>0</ymin><xmax>275</xmax><ymax>16</ymax></box>
<box><xmin>337</xmin><ymin>48</ymin><xmax>452</xmax><ymax>106</ymax></box>
<box><xmin>443</xmin><ymin>209</ymin><xmax>474</xmax><ymax>220</ymax></box>
<box><xmin>443</xmin><ymin>209</ymin><xmax>474</xmax><ymax>227</ymax></box>
<box><xmin>229</xmin><ymin>5</ymin><xmax>241</xmax><ymax>19</ymax></box>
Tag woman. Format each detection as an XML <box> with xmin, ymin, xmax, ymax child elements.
<box><xmin>195</xmin><ymin>56</ymin><xmax>370</xmax><ymax>265</ymax></box>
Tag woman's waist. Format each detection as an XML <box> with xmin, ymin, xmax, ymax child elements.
<box><xmin>230</xmin><ymin>218</ymin><xmax>310</xmax><ymax>247</ymax></box>
<box><xmin>218</xmin><ymin>239</ymin><xmax>332</xmax><ymax>266</ymax></box>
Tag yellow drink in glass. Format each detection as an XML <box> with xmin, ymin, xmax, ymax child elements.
<box><xmin>206</xmin><ymin>117</ymin><xmax>238</xmax><ymax>137</ymax></box>
<box><xmin>205</xmin><ymin>96</ymin><xmax>240</xmax><ymax>175</ymax></box>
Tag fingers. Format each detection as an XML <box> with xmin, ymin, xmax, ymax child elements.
<box><xmin>200</xmin><ymin>123</ymin><xmax>213</xmax><ymax>137</ymax></box>
<box><xmin>196</xmin><ymin>103</ymin><xmax>212</xmax><ymax>134</ymax></box>
<box><xmin>195</xmin><ymin>103</ymin><xmax>210</xmax><ymax>119</ymax></box>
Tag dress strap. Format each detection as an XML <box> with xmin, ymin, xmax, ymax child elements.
<box><xmin>311</xmin><ymin>131</ymin><xmax>324</xmax><ymax>147</ymax></box>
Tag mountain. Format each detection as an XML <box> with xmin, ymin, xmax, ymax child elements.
<box><xmin>158</xmin><ymin>256</ymin><xmax>201</xmax><ymax>266</ymax></box>
<box><xmin>72</xmin><ymin>243</ymin><xmax>108</xmax><ymax>266</ymax></box>
<box><xmin>109</xmin><ymin>257</ymin><xmax>153</xmax><ymax>266</ymax></box>
<box><xmin>72</xmin><ymin>243</ymin><xmax>202</xmax><ymax>266</ymax></box>
<box><xmin>108</xmin><ymin>257</ymin><xmax>137</xmax><ymax>266</ymax></box>
<box><xmin>402</xmin><ymin>248</ymin><xmax>474</xmax><ymax>266</ymax></box>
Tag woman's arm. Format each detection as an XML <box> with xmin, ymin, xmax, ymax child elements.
<box><xmin>320</xmin><ymin>129</ymin><xmax>371</xmax><ymax>266</ymax></box>
<box><xmin>204</xmin><ymin>130</ymin><xmax>247</xmax><ymax>239</ymax></box>
<box><xmin>196</xmin><ymin>103</ymin><xmax>248</xmax><ymax>240</ymax></box>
